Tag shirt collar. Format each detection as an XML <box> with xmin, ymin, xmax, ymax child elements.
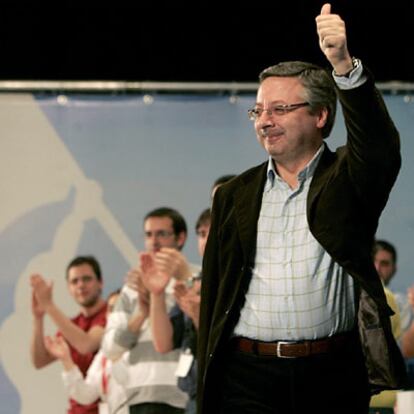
<box><xmin>265</xmin><ymin>144</ymin><xmax>325</xmax><ymax>190</ymax></box>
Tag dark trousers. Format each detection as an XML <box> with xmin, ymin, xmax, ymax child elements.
<box><xmin>129</xmin><ymin>403</ymin><xmax>184</xmax><ymax>414</ymax></box>
<box><xmin>216</xmin><ymin>339</ymin><xmax>370</xmax><ymax>414</ymax></box>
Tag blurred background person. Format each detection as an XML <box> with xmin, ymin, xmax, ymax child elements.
<box><xmin>30</xmin><ymin>255</ymin><xmax>107</xmax><ymax>414</ymax></box>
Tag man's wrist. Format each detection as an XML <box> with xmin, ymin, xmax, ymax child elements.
<box><xmin>333</xmin><ymin>57</ymin><xmax>359</xmax><ymax>78</ymax></box>
<box><xmin>43</xmin><ymin>301</ymin><xmax>55</xmax><ymax>313</ymax></box>
<box><xmin>33</xmin><ymin>314</ymin><xmax>44</xmax><ymax>323</ymax></box>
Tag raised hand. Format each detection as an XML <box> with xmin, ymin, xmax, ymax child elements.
<box><xmin>30</xmin><ymin>274</ymin><xmax>54</xmax><ymax>311</ymax></box>
<box><xmin>124</xmin><ymin>267</ymin><xmax>150</xmax><ymax>316</ymax></box>
<box><xmin>153</xmin><ymin>248</ymin><xmax>192</xmax><ymax>281</ymax></box>
<box><xmin>125</xmin><ymin>268</ymin><xmax>143</xmax><ymax>292</ymax></box>
<box><xmin>174</xmin><ymin>279</ymin><xmax>201</xmax><ymax>329</ymax></box>
<box><xmin>315</xmin><ymin>3</ymin><xmax>353</xmax><ymax>74</ymax></box>
<box><xmin>140</xmin><ymin>252</ymin><xmax>171</xmax><ymax>295</ymax></box>
<box><xmin>44</xmin><ymin>335</ymin><xmax>71</xmax><ymax>361</ymax></box>
<box><xmin>31</xmin><ymin>290</ymin><xmax>45</xmax><ymax>319</ymax></box>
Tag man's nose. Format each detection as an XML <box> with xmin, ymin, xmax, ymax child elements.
<box><xmin>147</xmin><ymin>238</ymin><xmax>160</xmax><ymax>250</ymax></box>
<box><xmin>257</xmin><ymin>114</ymin><xmax>274</xmax><ymax>130</ymax></box>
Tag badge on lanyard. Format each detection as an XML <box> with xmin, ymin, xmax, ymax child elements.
<box><xmin>175</xmin><ymin>348</ymin><xmax>194</xmax><ymax>378</ymax></box>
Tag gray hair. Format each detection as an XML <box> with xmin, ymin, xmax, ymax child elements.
<box><xmin>259</xmin><ymin>61</ymin><xmax>337</xmax><ymax>138</ymax></box>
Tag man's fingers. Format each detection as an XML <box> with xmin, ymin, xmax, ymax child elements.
<box><xmin>321</xmin><ymin>3</ymin><xmax>331</xmax><ymax>15</ymax></box>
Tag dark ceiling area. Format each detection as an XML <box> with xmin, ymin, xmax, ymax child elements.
<box><xmin>0</xmin><ymin>2</ymin><xmax>412</xmax><ymax>83</ymax></box>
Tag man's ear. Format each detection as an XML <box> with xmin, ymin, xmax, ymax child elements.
<box><xmin>316</xmin><ymin>107</ymin><xmax>328</xmax><ymax>131</ymax></box>
<box><xmin>176</xmin><ymin>231</ymin><xmax>187</xmax><ymax>250</ymax></box>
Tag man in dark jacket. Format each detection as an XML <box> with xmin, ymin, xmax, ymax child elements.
<box><xmin>197</xmin><ymin>3</ymin><xmax>406</xmax><ymax>414</ymax></box>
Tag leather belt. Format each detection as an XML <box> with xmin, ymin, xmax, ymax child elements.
<box><xmin>233</xmin><ymin>333</ymin><xmax>352</xmax><ymax>358</ymax></box>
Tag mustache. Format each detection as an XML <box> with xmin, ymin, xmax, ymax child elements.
<box><xmin>260</xmin><ymin>128</ymin><xmax>269</xmax><ymax>137</ymax></box>
<box><xmin>259</xmin><ymin>127</ymin><xmax>283</xmax><ymax>138</ymax></box>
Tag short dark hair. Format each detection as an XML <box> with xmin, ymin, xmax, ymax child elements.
<box><xmin>259</xmin><ymin>61</ymin><xmax>337</xmax><ymax>139</ymax></box>
<box><xmin>66</xmin><ymin>255</ymin><xmax>102</xmax><ymax>281</ymax></box>
<box><xmin>373</xmin><ymin>239</ymin><xmax>397</xmax><ymax>264</ymax></box>
<box><xmin>213</xmin><ymin>174</ymin><xmax>236</xmax><ymax>188</ymax></box>
<box><xmin>144</xmin><ymin>207</ymin><xmax>187</xmax><ymax>237</ymax></box>
<box><xmin>195</xmin><ymin>208</ymin><xmax>211</xmax><ymax>232</ymax></box>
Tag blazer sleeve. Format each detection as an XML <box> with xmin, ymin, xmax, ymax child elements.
<box><xmin>337</xmin><ymin>69</ymin><xmax>401</xmax><ymax>208</ymax></box>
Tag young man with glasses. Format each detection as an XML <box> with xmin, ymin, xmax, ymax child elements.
<box><xmin>102</xmin><ymin>207</ymin><xmax>196</xmax><ymax>414</ymax></box>
<box><xmin>198</xmin><ymin>4</ymin><xmax>406</xmax><ymax>414</ymax></box>
<box><xmin>30</xmin><ymin>255</ymin><xmax>107</xmax><ymax>414</ymax></box>
<box><xmin>138</xmin><ymin>208</ymin><xmax>211</xmax><ymax>414</ymax></box>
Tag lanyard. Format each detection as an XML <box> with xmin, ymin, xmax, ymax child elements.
<box><xmin>101</xmin><ymin>356</ymin><xmax>109</xmax><ymax>395</ymax></box>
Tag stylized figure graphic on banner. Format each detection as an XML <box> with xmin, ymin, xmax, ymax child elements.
<box><xmin>0</xmin><ymin>94</ymin><xmax>137</xmax><ymax>414</ymax></box>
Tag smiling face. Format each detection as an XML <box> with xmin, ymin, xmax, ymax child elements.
<box><xmin>67</xmin><ymin>263</ymin><xmax>103</xmax><ymax>308</ymax></box>
<box><xmin>254</xmin><ymin>76</ymin><xmax>327</xmax><ymax>166</ymax></box>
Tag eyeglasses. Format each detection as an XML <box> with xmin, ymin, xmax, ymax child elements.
<box><xmin>144</xmin><ymin>230</ymin><xmax>175</xmax><ymax>240</ymax></box>
<box><xmin>247</xmin><ymin>102</ymin><xmax>310</xmax><ymax>121</ymax></box>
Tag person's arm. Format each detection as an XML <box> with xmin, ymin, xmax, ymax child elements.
<box><xmin>45</xmin><ymin>335</ymin><xmax>102</xmax><ymax>404</ymax></box>
<box><xmin>401</xmin><ymin>286</ymin><xmax>414</xmax><ymax>358</ymax></box>
<box><xmin>126</xmin><ymin>268</ymin><xmax>150</xmax><ymax>335</ymax></box>
<box><xmin>140</xmin><ymin>252</ymin><xmax>175</xmax><ymax>352</ymax></box>
<box><xmin>44</xmin><ymin>335</ymin><xmax>76</xmax><ymax>371</ymax></box>
<box><xmin>150</xmin><ymin>292</ymin><xmax>174</xmax><ymax>353</ymax></box>
<box><xmin>401</xmin><ymin>325</ymin><xmax>414</xmax><ymax>358</ymax></box>
<box><xmin>316</xmin><ymin>3</ymin><xmax>400</xmax><ymax>202</ymax></box>
<box><xmin>174</xmin><ymin>280</ymin><xmax>201</xmax><ymax>330</ymax></box>
<box><xmin>316</xmin><ymin>3</ymin><xmax>353</xmax><ymax>77</ymax></box>
<box><xmin>62</xmin><ymin>365</ymin><xmax>101</xmax><ymax>406</ymax></box>
<box><xmin>44</xmin><ymin>304</ymin><xmax>104</xmax><ymax>355</ymax></box>
<box><xmin>31</xmin><ymin>274</ymin><xmax>103</xmax><ymax>354</ymax></box>
<box><xmin>30</xmin><ymin>291</ymin><xmax>56</xmax><ymax>368</ymax></box>
<box><xmin>101</xmin><ymin>284</ymin><xmax>148</xmax><ymax>361</ymax></box>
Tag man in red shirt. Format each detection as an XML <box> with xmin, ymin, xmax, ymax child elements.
<box><xmin>30</xmin><ymin>255</ymin><xmax>107</xmax><ymax>414</ymax></box>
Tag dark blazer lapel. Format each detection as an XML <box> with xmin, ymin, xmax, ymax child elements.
<box><xmin>233</xmin><ymin>163</ymin><xmax>267</xmax><ymax>265</ymax></box>
<box><xmin>307</xmin><ymin>144</ymin><xmax>336</xmax><ymax>217</ymax></box>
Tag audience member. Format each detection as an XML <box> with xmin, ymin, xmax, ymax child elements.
<box><xmin>369</xmin><ymin>287</ymin><xmax>402</xmax><ymax>410</ymax></box>
<box><xmin>373</xmin><ymin>240</ymin><xmax>414</xmax><ymax>383</ymax></box>
<box><xmin>373</xmin><ymin>240</ymin><xmax>411</xmax><ymax>324</ymax></box>
<box><xmin>140</xmin><ymin>208</ymin><xmax>210</xmax><ymax>414</ymax></box>
<box><xmin>30</xmin><ymin>255</ymin><xmax>107</xmax><ymax>414</ymax></box>
<box><xmin>101</xmin><ymin>207</ymin><xmax>192</xmax><ymax>414</ymax></box>
<box><xmin>44</xmin><ymin>289</ymin><xmax>129</xmax><ymax>414</ymax></box>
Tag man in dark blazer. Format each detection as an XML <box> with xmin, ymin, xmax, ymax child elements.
<box><xmin>197</xmin><ymin>4</ymin><xmax>406</xmax><ymax>414</ymax></box>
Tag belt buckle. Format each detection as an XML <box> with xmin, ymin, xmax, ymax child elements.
<box><xmin>276</xmin><ymin>341</ymin><xmax>296</xmax><ymax>358</ymax></box>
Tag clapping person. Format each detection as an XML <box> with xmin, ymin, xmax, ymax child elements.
<box><xmin>44</xmin><ymin>290</ymin><xmax>129</xmax><ymax>414</ymax></box>
<box><xmin>30</xmin><ymin>256</ymin><xmax>107</xmax><ymax>414</ymax></box>
<box><xmin>101</xmin><ymin>207</ymin><xmax>192</xmax><ymax>414</ymax></box>
<box><xmin>141</xmin><ymin>209</ymin><xmax>210</xmax><ymax>414</ymax></box>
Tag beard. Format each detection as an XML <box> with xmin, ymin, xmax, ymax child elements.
<box><xmin>78</xmin><ymin>288</ymin><xmax>102</xmax><ymax>308</ymax></box>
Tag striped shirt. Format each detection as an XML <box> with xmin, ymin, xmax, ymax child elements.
<box><xmin>234</xmin><ymin>145</ymin><xmax>356</xmax><ymax>341</ymax></box>
<box><xmin>101</xmin><ymin>282</ymin><xmax>188</xmax><ymax>410</ymax></box>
